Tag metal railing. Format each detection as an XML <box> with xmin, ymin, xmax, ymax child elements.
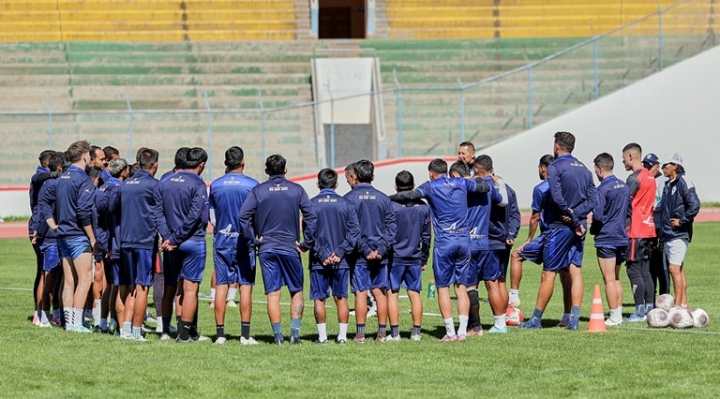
<box><xmin>0</xmin><ymin>0</ymin><xmax>715</xmax><ymax>185</ymax></box>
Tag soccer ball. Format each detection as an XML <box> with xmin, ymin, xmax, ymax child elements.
<box><xmin>506</xmin><ymin>306</ymin><xmax>524</xmax><ymax>326</ymax></box>
<box><xmin>646</xmin><ymin>308</ymin><xmax>670</xmax><ymax>328</ymax></box>
<box><xmin>691</xmin><ymin>308</ymin><xmax>709</xmax><ymax>328</ymax></box>
<box><xmin>670</xmin><ymin>308</ymin><xmax>694</xmax><ymax>329</ymax></box>
<box><xmin>655</xmin><ymin>294</ymin><xmax>675</xmax><ymax>311</ymax></box>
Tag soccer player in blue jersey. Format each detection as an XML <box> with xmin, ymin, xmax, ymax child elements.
<box><xmin>119</xmin><ymin>148</ymin><xmax>170</xmax><ymax>341</ymax></box>
<box><xmin>519</xmin><ymin>132</ymin><xmax>597</xmax><ymax>330</ymax></box>
<box><xmin>160</xmin><ymin>147</ymin><xmax>210</xmax><ymax>343</ymax></box>
<box><xmin>34</xmin><ymin>152</ymin><xmax>65</xmax><ymax>327</ymax></box>
<box><xmin>465</xmin><ymin>156</ymin><xmax>510</xmax><ymax>334</ymax></box>
<box><xmin>95</xmin><ymin>157</ymin><xmax>129</xmax><ymax>333</ymax></box>
<box><xmin>208</xmin><ymin>146</ymin><xmax>259</xmax><ymax>345</ymax></box>
<box><xmin>309</xmin><ymin>168</ymin><xmax>360</xmax><ymax>344</ymax></box>
<box><xmin>386</xmin><ymin>170</ymin><xmax>430</xmax><ymax>342</ymax></box>
<box><xmin>590</xmin><ymin>153</ymin><xmax>629</xmax><ymax>326</ymax></box>
<box><xmin>29</xmin><ymin>149</ymin><xmax>55</xmax><ymax>324</ymax></box>
<box><xmin>508</xmin><ymin>154</ymin><xmax>554</xmax><ymax>308</ymax></box>
<box><xmin>344</xmin><ymin>160</ymin><xmax>397</xmax><ymax>343</ymax></box>
<box><xmin>46</xmin><ymin>141</ymin><xmax>98</xmax><ymax>332</ymax></box>
<box><xmin>390</xmin><ymin>159</ymin><xmax>501</xmax><ymax>341</ymax></box>
<box><xmin>239</xmin><ymin>154</ymin><xmax>317</xmax><ymax>344</ymax></box>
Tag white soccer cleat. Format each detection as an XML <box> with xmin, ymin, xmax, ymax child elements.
<box><xmin>240</xmin><ymin>336</ymin><xmax>259</xmax><ymax>345</ymax></box>
<box><xmin>214</xmin><ymin>337</ymin><xmax>228</xmax><ymax>345</ymax></box>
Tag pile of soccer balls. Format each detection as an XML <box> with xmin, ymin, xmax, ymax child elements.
<box><xmin>646</xmin><ymin>294</ymin><xmax>709</xmax><ymax>329</ymax></box>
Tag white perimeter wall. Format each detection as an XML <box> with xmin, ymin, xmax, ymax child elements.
<box><xmin>2</xmin><ymin>45</ymin><xmax>719</xmax><ymax>216</ymax></box>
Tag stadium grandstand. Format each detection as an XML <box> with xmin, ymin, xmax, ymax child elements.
<box><xmin>0</xmin><ymin>0</ymin><xmax>717</xmax><ymax>186</ymax></box>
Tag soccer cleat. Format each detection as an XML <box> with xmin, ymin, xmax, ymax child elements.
<box><xmin>375</xmin><ymin>331</ymin><xmax>386</xmax><ymax>342</ymax></box>
<box><xmin>605</xmin><ymin>318</ymin><xmax>622</xmax><ymax>327</ymax></box>
<box><xmin>134</xmin><ymin>335</ymin><xmax>148</xmax><ymax>342</ymax></box>
<box><xmin>240</xmin><ymin>337</ymin><xmax>259</xmax><ymax>346</ymax></box>
<box><xmin>439</xmin><ymin>334</ymin><xmax>457</xmax><ymax>342</ymax></box>
<box><xmin>192</xmin><ymin>335</ymin><xmax>211</xmax><ymax>342</ymax></box>
<box><xmin>144</xmin><ymin>312</ymin><xmax>157</xmax><ymax>324</ymax></box>
<box><xmin>352</xmin><ymin>333</ymin><xmax>366</xmax><ymax>344</ymax></box>
<box><xmin>274</xmin><ymin>338</ymin><xmax>285</xmax><ymax>345</ymax></box>
<box><xmin>83</xmin><ymin>310</ymin><xmax>93</xmax><ymax>322</ymax></box>
<box><xmin>488</xmin><ymin>326</ymin><xmax>508</xmax><ymax>334</ymax></box>
<box><xmin>557</xmin><ymin>315</ymin><xmax>570</xmax><ymax>328</ymax></box>
<box><xmin>410</xmin><ymin>334</ymin><xmax>421</xmax><ymax>342</ymax></box>
<box><xmin>385</xmin><ymin>334</ymin><xmax>401</xmax><ymax>342</ymax></box>
<box><xmin>290</xmin><ymin>336</ymin><xmax>302</xmax><ymax>345</ymax></box>
<box><xmin>51</xmin><ymin>316</ymin><xmax>63</xmax><ymax>327</ymax></box>
<box><xmin>32</xmin><ymin>314</ymin><xmax>40</xmax><ymax>326</ymax></box>
<box><xmin>456</xmin><ymin>334</ymin><xmax>467</xmax><ymax>341</ymax></box>
<box><xmin>176</xmin><ymin>336</ymin><xmax>194</xmax><ymax>344</ymax></box>
<box><xmin>625</xmin><ymin>313</ymin><xmax>647</xmax><ymax>323</ymax></box>
<box><xmin>93</xmin><ymin>326</ymin><xmax>109</xmax><ymax>334</ymax></box>
<box><xmin>336</xmin><ymin>339</ymin><xmax>347</xmax><ymax>344</ymax></box>
<box><xmin>120</xmin><ymin>331</ymin><xmax>134</xmax><ymax>340</ymax></box>
<box><xmin>467</xmin><ymin>326</ymin><xmax>485</xmax><ymax>337</ymax></box>
<box><xmin>566</xmin><ymin>317</ymin><xmax>579</xmax><ymax>331</ymax></box>
<box><xmin>160</xmin><ymin>333</ymin><xmax>172</xmax><ymax>341</ymax></box>
<box><xmin>313</xmin><ymin>339</ymin><xmax>328</xmax><ymax>345</ymax></box>
<box><xmin>38</xmin><ymin>321</ymin><xmax>52</xmax><ymax>328</ymax></box>
<box><xmin>518</xmin><ymin>318</ymin><xmax>542</xmax><ymax>329</ymax></box>
<box><xmin>226</xmin><ymin>301</ymin><xmax>238</xmax><ymax>308</ymax></box>
<box><xmin>155</xmin><ymin>324</ymin><xmax>163</xmax><ymax>334</ymax></box>
<box><xmin>214</xmin><ymin>337</ymin><xmax>227</xmax><ymax>345</ymax></box>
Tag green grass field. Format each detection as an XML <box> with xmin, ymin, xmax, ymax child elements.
<box><xmin>1</xmin><ymin>224</ymin><xmax>720</xmax><ymax>398</ymax></box>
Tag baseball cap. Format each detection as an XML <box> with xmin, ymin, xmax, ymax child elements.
<box><xmin>642</xmin><ymin>153</ymin><xmax>660</xmax><ymax>166</ymax></box>
<box><xmin>662</xmin><ymin>153</ymin><xmax>684</xmax><ymax>166</ymax></box>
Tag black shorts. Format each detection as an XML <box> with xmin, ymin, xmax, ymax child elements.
<box><xmin>626</xmin><ymin>238</ymin><xmax>651</xmax><ymax>263</ymax></box>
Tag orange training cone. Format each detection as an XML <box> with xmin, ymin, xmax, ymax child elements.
<box><xmin>586</xmin><ymin>285</ymin><xmax>607</xmax><ymax>333</ymax></box>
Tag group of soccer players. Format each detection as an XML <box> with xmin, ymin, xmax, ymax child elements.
<box><xmin>26</xmin><ymin>130</ymin><xmax>700</xmax><ymax>344</ymax></box>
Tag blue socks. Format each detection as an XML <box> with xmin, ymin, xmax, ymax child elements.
<box><xmin>272</xmin><ymin>322</ymin><xmax>283</xmax><ymax>340</ymax></box>
<box><xmin>290</xmin><ymin>318</ymin><xmax>301</xmax><ymax>339</ymax></box>
<box><xmin>532</xmin><ymin>308</ymin><xmax>544</xmax><ymax>321</ymax></box>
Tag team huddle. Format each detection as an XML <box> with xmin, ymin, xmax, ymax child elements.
<box><xmin>26</xmin><ymin>131</ymin><xmax>700</xmax><ymax>344</ymax></box>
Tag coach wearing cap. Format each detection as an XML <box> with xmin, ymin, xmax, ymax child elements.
<box><xmin>659</xmin><ymin>153</ymin><xmax>700</xmax><ymax>309</ymax></box>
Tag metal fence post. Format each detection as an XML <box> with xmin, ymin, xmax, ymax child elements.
<box><xmin>258</xmin><ymin>93</ymin><xmax>266</xmax><ymax>162</ymax></box>
<box><xmin>46</xmin><ymin>92</ymin><xmax>53</xmax><ymax>149</ymax></box>
<box><xmin>458</xmin><ymin>78</ymin><xmax>466</xmax><ymax>143</ymax></box>
<box><xmin>203</xmin><ymin>90</ymin><xmax>212</xmax><ymax>180</ymax></box>
<box><xmin>327</xmin><ymin>79</ymin><xmax>335</xmax><ymax>169</ymax></box>
<box><xmin>657</xmin><ymin>1</ymin><xmax>664</xmax><ymax>70</ymax></box>
<box><xmin>392</xmin><ymin>68</ymin><xmax>403</xmax><ymax>157</ymax></box>
<box><xmin>524</xmin><ymin>55</ymin><xmax>534</xmax><ymax>129</ymax></box>
<box><xmin>126</xmin><ymin>92</ymin><xmax>133</xmax><ymax>154</ymax></box>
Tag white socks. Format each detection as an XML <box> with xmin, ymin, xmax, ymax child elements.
<box><xmin>316</xmin><ymin>323</ymin><xmax>327</xmax><ymax>342</ymax></box>
<box><xmin>443</xmin><ymin>317</ymin><xmax>456</xmax><ymax>337</ymax></box>
<box><xmin>227</xmin><ymin>288</ymin><xmax>237</xmax><ymax>302</ymax></box>
<box><xmin>494</xmin><ymin>315</ymin><xmax>507</xmax><ymax>329</ymax></box>
<box><xmin>458</xmin><ymin>315</ymin><xmax>469</xmax><ymax>336</ymax></box>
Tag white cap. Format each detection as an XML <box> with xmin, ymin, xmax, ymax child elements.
<box><xmin>662</xmin><ymin>153</ymin><xmax>684</xmax><ymax>166</ymax></box>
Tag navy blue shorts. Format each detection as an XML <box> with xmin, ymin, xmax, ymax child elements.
<box><xmin>432</xmin><ymin>239</ymin><xmax>471</xmax><ymax>288</ymax></box>
<box><xmin>310</xmin><ymin>268</ymin><xmax>349</xmax><ymax>300</ymax></box>
<box><xmin>105</xmin><ymin>257</ymin><xmax>119</xmax><ymax>285</ymax></box>
<box><xmin>542</xmin><ymin>227</ymin><xmax>576</xmax><ymax>272</ymax></box>
<box><xmin>178</xmin><ymin>239</ymin><xmax>207</xmax><ymax>283</ymax></box>
<box><xmin>351</xmin><ymin>260</ymin><xmax>388</xmax><ymax>292</ymax></box>
<box><xmin>476</xmin><ymin>249</ymin><xmax>504</xmax><ymax>282</ymax></box>
<box><xmin>389</xmin><ymin>262</ymin><xmax>422</xmax><ymax>292</ymax></box>
<box><xmin>121</xmin><ymin>248</ymin><xmax>154</xmax><ymax>287</ymax></box>
<box><xmin>596</xmin><ymin>246</ymin><xmax>626</xmax><ymax>264</ymax></box>
<box><xmin>214</xmin><ymin>246</ymin><xmax>256</xmax><ymax>286</ymax></box>
<box><xmin>162</xmin><ymin>251</ymin><xmax>179</xmax><ymax>285</ymax></box>
<box><xmin>58</xmin><ymin>236</ymin><xmax>92</xmax><ymax>260</ymax></box>
<box><xmin>568</xmin><ymin>235</ymin><xmax>585</xmax><ymax>267</ymax></box>
<box><xmin>517</xmin><ymin>232</ymin><xmax>547</xmax><ymax>265</ymax></box>
<box><xmin>40</xmin><ymin>241</ymin><xmax>61</xmax><ymax>273</ymax></box>
<box><xmin>258</xmin><ymin>252</ymin><xmax>304</xmax><ymax>294</ymax></box>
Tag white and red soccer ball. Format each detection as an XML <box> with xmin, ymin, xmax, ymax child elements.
<box><xmin>690</xmin><ymin>308</ymin><xmax>709</xmax><ymax>328</ymax></box>
<box><xmin>669</xmin><ymin>307</ymin><xmax>694</xmax><ymax>329</ymax></box>
<box><xmin>646</xmin><ymin>308</ymin><xmax>670</xmax><ymax>328</ymax></box>
<box><xmin>655</xmin><ymin>294</ymin><xmax>675</xmax><ymax>311</ymax></box>
<box><xmin>506</xmin><ymin>306</ymin><xmax>524</xmax><ymax>326</ymax></box>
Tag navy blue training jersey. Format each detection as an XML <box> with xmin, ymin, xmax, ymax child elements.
<box><xmin>531</xmin><ymin>179</ymin><xmax>551</xmax><ymax>232</ymax></box>
<box><xmin>546</xmin><ymin>154</ymin><xmax>597</xmax><ymax>228</ymax></box>
<box><xmin>55</xmin><ymin>165</ymin><xmax>95</xmax><ymax>239</ymax></box>
<box><xmin>390</xmin><ymin>198</ymin><xmax>431</xmax><ymax>265</ymax></box>
<box><xmin>591</xmin><ymin>174</ymin><xmax>630</xmax><ymax>247</ymax></box>
<box><xmin>96</xmin><ymin>176</ymin><xmax>123</xmax><ymax>257</ymax></box>
<box><xmin>467</xmin><ymin>176</ymin><xmax>506</xmax><ymax>250</ymax></box>
<box><xmin>120</xmin><ymin>169</ymin><xmax>169</xmax><ymax>250</ymax></box>
<box><xmin>36</xmin><ymin>178</ymin><xmax>58</xmax><ymax>243</ymax></box>
<box><xmin>343</xmin><ymin>183</ymin><xmax>397</xmax><ymax>259</ymax></box>
<box><xmin>489</xmin><ymin>183</ymin><xmax>521</xmax><ymax>250</ymax></box>
<box><xmin>161</xmin><ymin>170</ymin><xmax>209</xmax><ymax>245</ymax></box>
<box><xmin>209</xmin><ymin>172</ymin><xmax>258</xmax><ymax>249</ymax></box>
<box><xmin>29</xmin><ymin>165</ymin><xmax>49</xmax><ymax>236</ymax></box>
<box><xmin>309</xmin><ymin>188</ymin><xmax>360</xmax><ymax>269</ymax></box>
<box><xmin>238</xmin><ymin>175</ymin><xmax>317</xmax><ymax>256</ymax></box>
